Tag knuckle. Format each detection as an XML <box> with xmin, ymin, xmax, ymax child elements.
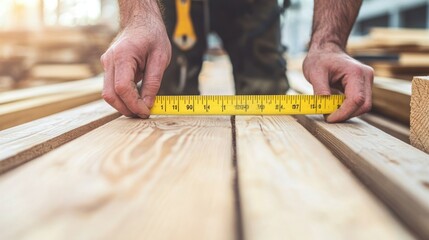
<box><xmin>143</xmin><ymin>78</ymin><xmax>161</xmax><ymax>91</ymax></box>
<box><xmin>362</xmin><ymin>102</ymin><xmax>372</xmax><ymax>113</ymax></box>
<box><xmin>100</xmin><ymin>53</ymin><xmax>108</xmax><ymax>66</ymax></box>
<box><xmin>351</xmin><ymin>93</ymin><xmax>366</xmax><ymax>106</ymax></box>
<box><xmin>350</xmin><ymin>66</ymin><xmax>364</xmax><ymax>76</ymax></box>
<box><xmin>364</xmin><ymin>65</ymin><xmax>374</xmax><ymax>75</ymax></box>
<box><xmin>114</xmin><ymin>82</ymin><xmax>129</xmax><ymax>96</ymax></box>
<box><xmin>101</xmin><ymin>91</ymin><xmax>115</xmax><ymax>103</ymax></box>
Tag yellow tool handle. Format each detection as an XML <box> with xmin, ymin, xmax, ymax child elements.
<box><xmin>150</xmin><ymin>95</ymin><xmax>345</xmax><ymax>115</ymax></box>
<box><xmin>173</xmin><ymin>0</ymin><xmax>197</xmax><ymax>50</ymax></box>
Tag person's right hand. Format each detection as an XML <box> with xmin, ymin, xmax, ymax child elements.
<box><xmin>101</xmin><ymin>12</ymin><xmax>171</xmax><ymax>118</ymax></box>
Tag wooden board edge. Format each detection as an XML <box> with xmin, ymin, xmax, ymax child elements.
<box><xmin>0</xmin><ymin>105</ymin><xmax>120</xmax><ymax>174</ymax></box>
<box><xmin>0</xmin><ymin>91</ymin><xmax>102</xmax><ymax>130</ymax></box>
<box><xmin>294</xmin><ymin>115</ymin><xmax>429</xmax><ymax>240</ymax></box>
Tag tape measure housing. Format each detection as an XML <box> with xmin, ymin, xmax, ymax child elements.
<box><xmin>151</xmin><ymin>95</ymin><xmax>344</xmax><ymax>115</ymax></box>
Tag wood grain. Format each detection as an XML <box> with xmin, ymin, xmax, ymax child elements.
<box><xmin>411</xmin><ymin>76</ymin><xmax>429</xmax><ymax>153</ymax></box>
<box><xmin>236</xmin><ymin>116</ymin><xmax>413</xmax><ymax>240</ymax></box>
<box><xmin>0</xmin><ymin>84</ymin><xmax>102</xmax><ymax>130</ymax></box>
<box><xmin>296</xmin><ymin>115</ymin><xmax>429</xmax><ymax>239</ymax></box>
<box><xmin>0</xmin><ymin>116</ymin><xmax>234</xmax><ymax>240</ymax></box>
<box><xmin>0</xmin><ymin>100</ymin><xmax>120</xmax><ymax>174</ymax></box>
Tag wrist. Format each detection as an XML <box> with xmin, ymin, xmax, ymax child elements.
<box><xmin>119</xmin><ymin>0</ymin><xmax>163</xmax><ymax>29</ymax></box>
<box><xmin>308</xmin><ymin>37</ymin><xmax>345</xmax><ymax>53</ymax></box>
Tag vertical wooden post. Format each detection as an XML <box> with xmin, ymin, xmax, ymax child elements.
<box><xmin>410</xmin><ymin>76</ymin><xmax>429</xmax><ymax>153</ymax></box>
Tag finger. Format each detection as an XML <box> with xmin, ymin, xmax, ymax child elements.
<box><xmin>327</xmin><ymin>75</ymin><xmax>366</xmax><ymax>123</ymax></box>
<box><xmin>351</xmin><ymin>70</ymin><xmax>373</xmax><ymax>117</ymax></box>
<box><xmin>307</xmin><ymin>69</ymin><xmax>331</xmax><ymax>95</ymax></box>
<box><xmin>140</xmin><ymin>53</ymin><xmax>167</xmax><ymax>109</ymax></box>
<box><xmin>101</xmin><ymin>54</ymin><xmax>134</xmax><ymax>117</ymax></box>
<box><xmin>306</xmin><ymin>69</ymin><xmax>333</xmax><ymax>120</ymax></box>
<box><xmin>113</xmin><ymin>56</ymin><xmax>151</xmax><ymax>118</ymax></box>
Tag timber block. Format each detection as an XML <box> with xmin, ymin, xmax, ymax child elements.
<box><xmin>411</xmin><ymin>76</ymin><xmax>429</xmax><ymax>154</ymax></box>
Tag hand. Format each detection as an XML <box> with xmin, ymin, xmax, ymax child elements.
<box><xmin>303</xmin><ymin>44</ymin><xmax>373</xmax><ymax>123</ymax></box>
<box><xmin>100</xmin><ymin>14</ymin><xmax>171</xmax><ymax>118</ymax></box>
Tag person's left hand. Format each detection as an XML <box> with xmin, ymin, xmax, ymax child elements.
<box><xmin>303</xmin><ymin>44</ymin><xmax>374</xmax><ymax>123</ymax></box>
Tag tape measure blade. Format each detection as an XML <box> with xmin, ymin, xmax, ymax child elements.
<box><xmin>150</xmin><ymin>95</ymin><xmax>344</xmax><ymax>115</ymax></box>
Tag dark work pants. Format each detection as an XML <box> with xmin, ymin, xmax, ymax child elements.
<box><xmin>159</xmin><ymin>0</ymin><xmax>289</xmax><ymax>95</ymax></box>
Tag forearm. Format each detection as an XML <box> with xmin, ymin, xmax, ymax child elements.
<box><xmin>310</xmin><ymin>0</ymin><xmax>362</xmax><ymax>51</ymax></box>
<box><xmin>118</xmin><ymin>0</ymin><xmax>163</xmax><ymax>29</ymax></box>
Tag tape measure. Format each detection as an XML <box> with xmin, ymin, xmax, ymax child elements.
<box><xmin>150</xmin><ymin>95</ymin><xmax>345</xmax><ymax>115</ymax></box>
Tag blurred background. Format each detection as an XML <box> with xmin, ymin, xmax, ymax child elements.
<box><xmin>1</xmin><ymin>0</ymin><xmax>429</xmax><ymax>91</ymax></box>
<box><xmin>0</xmin><ymin>0</ymin><xmax>119</xmax><ymax>91</ymax></box>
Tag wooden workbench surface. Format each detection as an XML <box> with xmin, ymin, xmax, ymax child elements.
<box><xmin>0</xmin><ymin>56</ymin><xmax>428</xmax><ymax>240</ymax></box>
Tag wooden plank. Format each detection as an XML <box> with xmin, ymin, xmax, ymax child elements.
<box><xmin>411</xmin><ymin>76</ymin><xmax>429</xmax><ymax>154</ymax></box>
<box><xmin>199</xmin><ymin>55</ymin><xmax>235</xmax><ymax>95</ymax></box>
<box><xmin>0</xmin><ymin>100</ymin><xmax>120</xmax><ymax>174</ymax></box>
<box><xmin>372</xmin><ymin>76</ymin><xmax>411</xmax><ymax>124</ymax></box>
<box><xmin>236</xmin><ymin>116</ymin><xmax>413</xmax><ymax>239</ymax></box>
<box><xmin>369</xmin><ymin>28</ymin><xmax>429</xmax><ymax>47</ymax></box>
<box><xmin>0</xmin><ymin>77</ymin><xmax>102</xmax><ymax>104</ymax></box>
<box><xmin>295</xmin><ymin>115</ymin><xmax>429</xmax><ymax>239</ymax></box>
<box><xmin>399</xmin><ymin>53</ymin><xmax>429</xmax><ymax>67</ymax></box>
<box><xmin>30</xmin><ymin>64</ymin><xmax>94</xmax><ymax>81</ymax></box>
<box><xmin>360</xmin><ymin>113</ymin><xmax>410</xmax><ymax>144</ymax></box>
<box><xmin>0</xmin><ymin>116</ymin><xmax>235</xmax><ymax>240</ymax></box>
<box><xmin>0</xmin><ymin>84</ymin><xmax>102</xmax><ymax>130</ymax></box>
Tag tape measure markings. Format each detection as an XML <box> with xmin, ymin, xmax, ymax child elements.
<box><xmin>150</xmin><ymin>95</ymin><xmax>345</xmax><ymax>115</ymax></box>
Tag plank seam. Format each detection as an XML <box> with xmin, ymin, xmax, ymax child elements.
<box><xmin>231</xmin><ymin>115</ymin><xmax>244</xmax><ymax>240</ymax></box>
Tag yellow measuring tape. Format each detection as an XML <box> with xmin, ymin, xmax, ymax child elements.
<box><xmin>150</xmin><ymin>95</ymin><xmax>345</xmax><ymax>115</ymax></box>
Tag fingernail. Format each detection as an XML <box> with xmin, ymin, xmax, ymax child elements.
<box><xmin>143</xmin><ymin>96</ymin><xmax>155</xmax><ymax>108</ymax></box>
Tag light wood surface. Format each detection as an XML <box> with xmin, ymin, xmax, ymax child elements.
<box><xmin>296</xmin><ymin>115</ymin><xmax>429</xmax><ymax>239</ymax></box>
<box><xmin>236</xmin><ymin>116</ymin><xmax>412</xmax><ymax>240</ymax></box>
<box><xmin>411</xmin><ymin>76</ymin><xmax>429</xmax><ymax>153</ymax></box>
<box><xmin>0</xmin><ymin>100</ymin><xmax>120</xmax><ymax>174</ymax></box>
<box><xmin>0</xmin><ymin>81</ymin><xmax>102</xmax><ymax>130</ymax></box>
<box><xmin>0</xmin><ymin>116</ymin><xmax>235</xmax><ymax>240</ymax></box>
<box><xmin>360</xmin><ymin>113</ymin><xmax>410</xmax><ymax>143</ymax></box>
<box><xmin>0</xmin><ymin>77</ymin><xmax>102</xmax><ymax>104</ymax></box>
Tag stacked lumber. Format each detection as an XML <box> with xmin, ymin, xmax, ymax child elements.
<box><xmin>348</xmin><ymin>28</ymin><xmax>429</xmax><ymax>80</ymax></box>
<box><xmin>372</xmin><ymin>76</ymin><xmax>411</xmax><ymax>124</ymax></box>
<box><xmin>0</xmin><ymin>76</ymin><xmax>103</xmax><ymax>130</ymax></box>
<box><xmin>0</xmin><ymin>56</ymin><xmax>428</xmax><ymax>239</ymax></box>
<box><xmin>0</xmin><ymin>26</ymin><xmax>115</xmax><ymax>83</ymax></box>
